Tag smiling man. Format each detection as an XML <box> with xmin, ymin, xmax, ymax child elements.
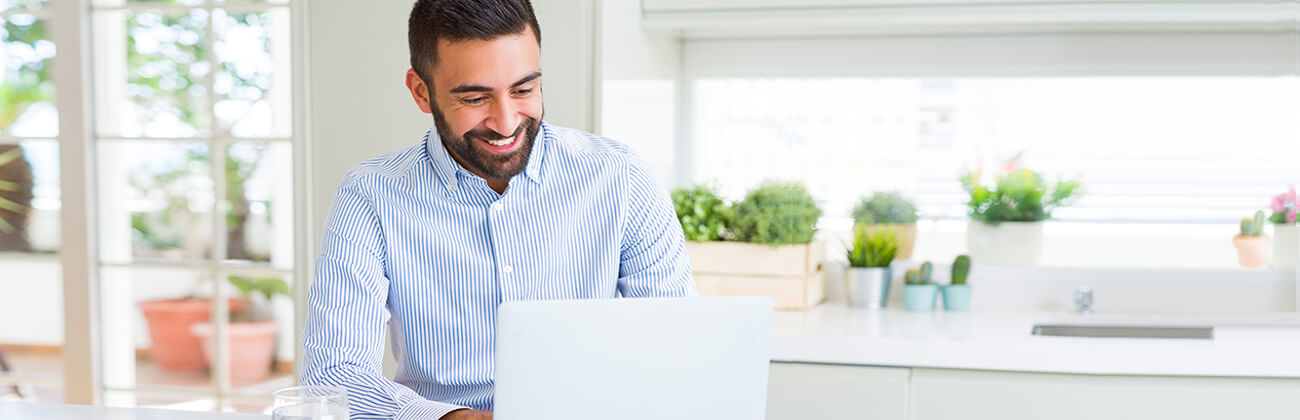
<box><xmin>299</xmin><ymin>0</ymin><xmax>697</xmax><ymax>419</ymax></box>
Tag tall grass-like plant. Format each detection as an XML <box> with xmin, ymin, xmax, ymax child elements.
<box><xmin>846</xmin><ymin>226</ymin><xmax>898</xmax><ymax>268</ymax></box>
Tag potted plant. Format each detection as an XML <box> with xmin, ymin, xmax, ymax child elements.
<box><xmin>851</xmin><ymin>192</ymin><xmax>919</xmax><ymax>260</ymax></box>
<box><xmin>959</xmin><ymin>165</ymin><xmax>1084</xmax><ymax>265</ymax></box>
<box><xmin>1234</xmin><ymin>210</ymin><xmax>1270</xmax><ymax>269</ymax></box>
<box><xmin>190</xmin><ymin>275</ymin><xmax>289</xmax><ymax>384</ymax></box>
<box><xmin>672</xmin><ymin>184</ymin><xmax>733</xmax><ymax>242</ymax></box>
<box><xmin>138</xmin><ymin>297</ymin><xmax>241</xmax><ymax>372</ymax></box>
<box><xmin>678</xmin><ymin>181</ymin><xmax>826</xmax><ymax>310</ymax></box>
<box><xmin>844</xmin><ymin>226</ymin><xmax>899</xmax><ymax>309</ymax></box>
<box><xmin>1270</xmin><ymin>186</ymin><xmax>1297</xmax><ymax>268</ymax></box>
<box><xmin>942</xmin><ymin>255</ymin><xmax>972</xmax><ymax>311</ymax></box>
<box><xmin>902</xmin><ymin>262</ymin><xmax>939</xmax><ymax>312</ymax></box>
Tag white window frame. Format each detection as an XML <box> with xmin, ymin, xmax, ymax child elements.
<box><xmin>669</xmin><ymin>7</ymin><xmax>1299</xmax><ymax>269</ymax></box>
<box><xmin>0</xmin><ymin>0</ymin><xmax>313</xmax><ymax>408</ymax></box>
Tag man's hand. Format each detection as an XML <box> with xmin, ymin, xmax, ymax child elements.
<box><xmin>441</xmin><ymin>409</ymin><xmax>493</xmax><ymax>420</ymax></box>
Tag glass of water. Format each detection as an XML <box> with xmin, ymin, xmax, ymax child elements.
<box><xmin>272</xmin><ymin>386</ymin><xmax>349</xmax><ymax>420</ymax></box>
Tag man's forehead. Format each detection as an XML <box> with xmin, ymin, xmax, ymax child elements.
<box><xmin>432</xmin><ymin>33</ymin><xmax>540</xmax><ymax>90</ymax></box>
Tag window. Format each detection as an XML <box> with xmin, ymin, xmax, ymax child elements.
<box><xmin>1</xmin><ymin>0</ymin><xmax>64</xmax><ymax>404</ymax></box>
<box><xmin>89</xmin><ymin>0</ymin><xmax>296</xmax><ymax>412</ymax></box>
<box><xmin>681</xmin><ymin>31</ymin><xmax>1298</xmax><ymax>268</ymax></box>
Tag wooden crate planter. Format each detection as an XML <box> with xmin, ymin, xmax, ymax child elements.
<box><xmin>686</xmin><ymin>241</ymin><xmax>826</xmax><ymax>310</ymax></box>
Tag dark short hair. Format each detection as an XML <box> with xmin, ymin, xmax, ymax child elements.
<box><xmin>408</xmin><ymin>0</ymin><xmax>542</xmax><ymax>82</ymax></box>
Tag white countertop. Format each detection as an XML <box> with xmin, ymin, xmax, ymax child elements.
<box><xmin>0</xmin><ymin>402</ymin><xmax>267</xmax><ymax>419</ymax></box>
<box><xmin>771</xmin><ymin>304</ymin><xmax>1300</xmax><ymax>378</ymax></box>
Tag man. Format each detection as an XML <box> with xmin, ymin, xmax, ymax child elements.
<box><xmin>300</xmin><ymin>0</ymin><xmax>697</xmax><ymax>419</ymax></box>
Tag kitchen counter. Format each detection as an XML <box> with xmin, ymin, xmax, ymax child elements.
<box><xmin>0</xmin><ymin>402</ymin><xmax>267</xmax><ymax>419</ymax></box>
<box><xmin>771</xmin><ymin>304</ymin><xmax>1300</xmax><ymax>377</ymax></box>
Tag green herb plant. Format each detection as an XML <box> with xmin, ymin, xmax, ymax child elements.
<box><xmin>959</xmin><ymin>168</ymin><xmax>1084</xmax><ymax>224</ymax></box>
<box><xmin>731</xmin><ymin>181</ymin><xmax>823</xmax><ymax>246</ymax></box>
<box><xmin>671</xmin><ymin>184</ymin><xmax>733</xmax><ymax>242</ymax></box>
<box><xmin>851</xmin><ymin>192</ymin><xmax>919</xmax><ymax>225</ymax></box>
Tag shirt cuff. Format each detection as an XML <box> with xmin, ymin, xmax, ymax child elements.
<box><xmin>394</xmin><ymin>399</ymin><xmax>469</xmax><ymax>420</ymax></box>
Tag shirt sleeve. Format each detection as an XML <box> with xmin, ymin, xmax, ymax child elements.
<box><xmin>301</xmin><ymin>171</ymin><xmax>468</xmax><ymax>420</ymax></box>
<box><xmin>617</xmin><ymin>157</ymin><xmax>699</xmax><ymax>298</ymax></box>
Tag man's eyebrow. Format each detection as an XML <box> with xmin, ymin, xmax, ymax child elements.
<box><xmin>511</xmin><ymin>72</ymin><xmax>542</xmax><ymax>88</ymax></box>
<box><xmin>448</xmin><ymin>72</ymin><xmax>542</xmax><ymax>95</ymax></box>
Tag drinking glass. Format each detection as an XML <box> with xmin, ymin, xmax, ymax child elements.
<box><xmin>272</xmin><ymin>386</ymin><xmax>349</xmax><ymax>420</ymax></box>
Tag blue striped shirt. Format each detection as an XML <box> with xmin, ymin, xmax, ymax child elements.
<box><xmin>301</xmin><ymin>122</ymin><xmax>697</xmax><ymax>419</ymax></box>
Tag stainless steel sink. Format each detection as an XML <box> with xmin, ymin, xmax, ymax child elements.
<box><xmin>1031</xmin><ymin>324</ymin><xmax>1214</xmax><ymax>339</ymax></box>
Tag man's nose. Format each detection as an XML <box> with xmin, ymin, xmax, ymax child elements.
<box><xmin>487</xmin><ymin>99</ymin><xmax>521</xmax><ymax>137</ymax></box>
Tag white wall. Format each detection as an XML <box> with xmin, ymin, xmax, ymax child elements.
<box><xmin>307</xmin><ymin>0</ymin><xmax>604</xmax><ymax>249</ymax></box>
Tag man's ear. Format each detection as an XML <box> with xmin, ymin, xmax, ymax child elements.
<box><xmin>405</xmin><ymin>68</ymin><xmax>433</xmax><ymax>114</ymax></box>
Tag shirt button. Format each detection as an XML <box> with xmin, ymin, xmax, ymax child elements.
<box><xmin>503</xmin><ymin>265</ymin><xmax>513</xmax><ymax>274</ymax></box>
<box><xmin>445</xmin><ymin>183</ymin><xmax>455</xmax><ymax>191</ymax></box>
<box><xmin>492</xmin><ymin>202</ymin><xmax>503</xmax><ymax>211</ymax></box>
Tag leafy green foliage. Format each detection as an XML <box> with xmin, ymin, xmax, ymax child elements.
<box><xmin>959</xmin><ymin>168</ymin><xmax>1085</xmax><ymax>224</ymax></box>
<box><xmin>671</xmin><ymin>185</ymin><xmax>733</xmax><ymax>242</ymax></box>
<box><xmin>227</xmin><ymin>275</ymin><xmax>289</xmax><ymax>322</ymax></box>
<box><xmin>951</xmin><ymin>255</ymin><xmax>971</xmax><ymax>285</ymax></box>
<box><xmin>846</xmin><ymin>225</ymin><xmax>898</xmax><ymax>268</ymax></box>
<box><xmin>0</xmin><ymin>16</ymin><xmax>52</xmax><ymax>251</ymax></box>
<box><xmin>228</xmin><ymin>275</ymin><xmax>289</xmax><ymax>301</ymax></box>
<box><xmin>851</xmin><ymin>192</ymin><xmax>919</xmax><ymax>224</ymax></box>
<box><xmin>731</xmin><ymin>181</ymin><xmax>822</xmax><ymax>246</ymax></box>
<box><xmin>1240</xmin><ymin>210</ymin><xmax>1266</xmax><ymax>236</ymax></box>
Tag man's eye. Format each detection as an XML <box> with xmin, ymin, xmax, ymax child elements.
<box><xmin>514</xmin><ymin>89</ymin><xmax>533</xmax><ymax>96</ymax></box>
<box><xmin>462</xmin><ymin>97</ymin><xmax>487</xmax><ymax>105</ymax></box>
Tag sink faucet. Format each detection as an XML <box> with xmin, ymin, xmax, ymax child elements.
<box><xmin>1074</xmin><ymin>286</ymin><xmax>1093</xmax><ymax>315</ymax></box>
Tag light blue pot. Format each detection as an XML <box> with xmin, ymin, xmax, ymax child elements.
<box><xmin>942</xmin><ymin>285</ymin><xmax>973</xmax><ymax>312</ymax></box>
<box><xmin>902</xmin><ymin>284</ymin><xmax>939</xmax><ymax>312</ymax></box>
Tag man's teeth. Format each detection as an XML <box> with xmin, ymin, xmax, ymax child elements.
<box><xmin>486</xmin><ymin>136</ymin><xmax>514</xmax><ymax>147</ymax></box>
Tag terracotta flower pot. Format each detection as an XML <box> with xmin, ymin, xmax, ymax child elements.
<box><xmin>137</xmin><ymin>299</ymin><xmax>237</xmax><ymax>372</ymax></box>
<box><xmin>190</xmin><ymin>320</ymin><xmax>278</xmax><ymax>384</ymax></box>
<box><xmin>1233</xmin><ymin>235</ymin><xmax>1270</xmax><ymax>268</ymax></box>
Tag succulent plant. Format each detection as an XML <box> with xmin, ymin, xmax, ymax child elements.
<box><xmin>905</xmin><ymin>262</ymin><xmax>933</xmax><ymax>285</ymax></box>
<box><xmin>1240</xmin><ymin>210</ymin><xmax>1266</xmax><ymax>236</ymax></box>
<box><xmin>951</xmin><ymin>255</ymin><xmax>971</xmax><ymax>285</ymax></box>
<box><xmin>846</xmin><ymin>225</ymin><xmax>898</xmax><ymax>268</ymax></box>
<box><xmin>851</xmin><ymin>192</ymin><xmax>919</xmax><ymax>225</ymax></box>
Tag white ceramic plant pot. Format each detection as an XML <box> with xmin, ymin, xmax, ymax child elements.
<box><xmin>966</xmin><ymin>221</ymin><xmax>1044</xmax><ymax>265</ymax></box>
<box><xmin>1273</xmin><ymin>224</ymin><xmax>1298</xmax><ymax>268</ymax></box>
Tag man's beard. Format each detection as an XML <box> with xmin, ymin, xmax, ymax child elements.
<box><xmin>431</xmin><ymin>100</ymin><xmax>542</xmax><ymax>181</ymax></box>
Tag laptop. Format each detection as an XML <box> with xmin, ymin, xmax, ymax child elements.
<box><xmin>493</xmin><ymin>296</ymin><xmax>774</xmax><ymax>420</ymax></box>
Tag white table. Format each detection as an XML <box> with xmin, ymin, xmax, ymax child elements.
<box><xmin>0</xmin><ymin>402</ymin><xmax>269</xmax><ymax>419</ymax></box>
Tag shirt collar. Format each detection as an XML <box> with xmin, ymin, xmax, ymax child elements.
<box><xmin>424</xmin><ymin>122</ymin><xmax>549</xmax><ymax>192</ymax></box>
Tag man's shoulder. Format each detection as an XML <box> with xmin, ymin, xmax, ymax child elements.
<box><xmin>339</xmin><ymin>141</ymin><xmax>428</xmax><ymax>188</ymax></box>
<box><xmin>544</xmin><ymin>123</ymin><xmax>642</xmax><ymax>167</ymax></box>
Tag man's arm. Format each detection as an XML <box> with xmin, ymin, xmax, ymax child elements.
<box><xmin>301</xmin><ymin>171</ymin><xmax>468</xmax><ymax>419</ymax></box>
<box><xmin>617</xmin><ymin>158</ymin><xmax>699</xmax><ymax>297</ymax></box>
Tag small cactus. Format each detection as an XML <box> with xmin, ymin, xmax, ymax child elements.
<box><xmin>951</xmin><ymin>255</ymin><xmax>971</xmax><ymax>286</ymax></box>
<box><xmin>904</xmin><ymin>269</ymin><xmax>923</xmax><ymax>285</ymax></box>
<box><xmin>1240</xmin><ymin>210</ymin><xmax>1266</xmax><ymax>236</ymax></box>
<box><xmin>905</xmin><ymin>262</ymin><xmax>934</xmax><ymax>285</ymax></box>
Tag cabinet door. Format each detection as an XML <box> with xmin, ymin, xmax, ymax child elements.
<box><xmin>910</xmin><ymin>368</ymin><xmax>1300</xmax><ymax>420</ymax></box>
<box><xmin>767</xmin><ymin>362</ymin><xmax>910</xmax><ymax>420</ymax></box>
